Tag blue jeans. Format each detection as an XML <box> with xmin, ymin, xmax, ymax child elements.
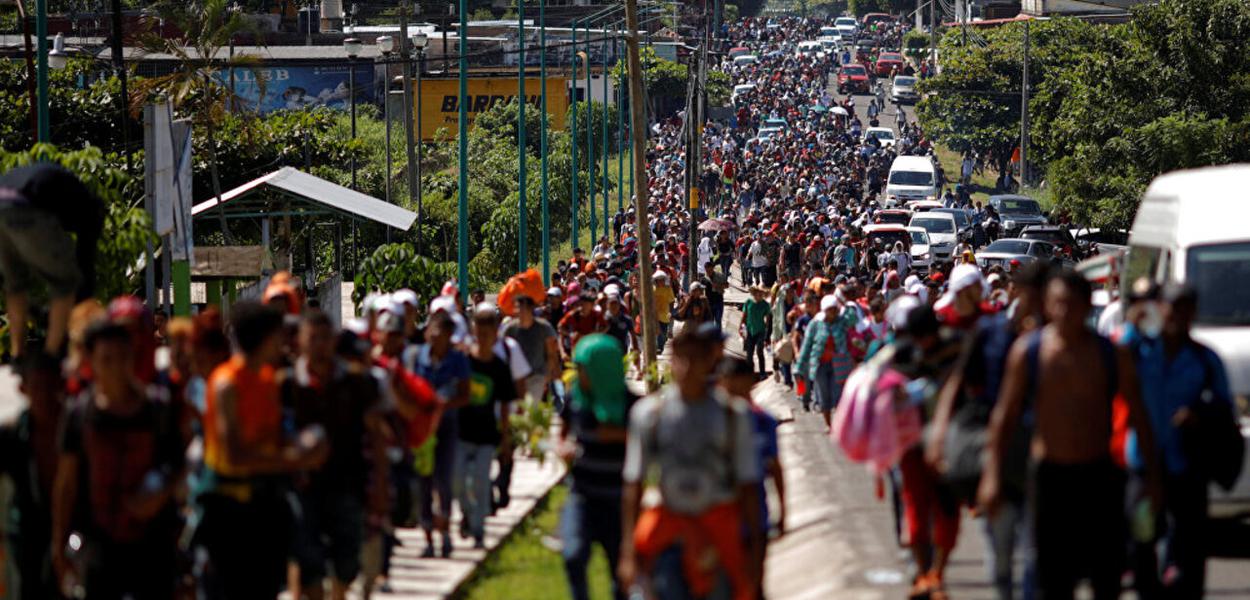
<box><xmin>455</xmin><ymin>441</ymin><xmax>495</xmax><ymax>539</ymax></box>
<box><xmin>651</xmin><ymin>545</ymin><xmax>732</xmax><ymax>600</ymax></box>
<box><xmin>981</xmin><ymin>497</ymin><xmax>1035</xmax><ymax>600</ymax></box>
<box><xmin>657</xmin><ymin>321</ymin><xmax>670</xmax><ymax>354</ymax></box>
<box><xmin>560</xmin><ymin>492</ymin><xmax>625</xmax><ymax>600</ymax></box>
<box><xmin>812</xmin><ymin>362</ymin><xmax>842</xmax><ymax>412</ymax></box>
<box><xmin>777</xmin><ymin>359</ymin><xmax>793</xmax><ymax>387</ymax></box>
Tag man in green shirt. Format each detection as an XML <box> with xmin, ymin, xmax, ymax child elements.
<box><xmin>739</xmin><ymin>286</ymin><xmax>772</xmax><ymax>380</ymax></box>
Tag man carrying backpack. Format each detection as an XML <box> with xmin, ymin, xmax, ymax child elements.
<box><xmin>1118</xmin><ymin>283</ymin><xmax>1236</xmax><ymax>599</ymax></box>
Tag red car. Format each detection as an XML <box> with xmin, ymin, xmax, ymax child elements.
<box><xmin>837</xmin><ymin>64</ymin><xmax>870</xmax><ymax>94</ymax></box>
<box><xmin>862</xmin><ymin>12</ymin><xmax>893</xmax><ymax>28</ymax></box>
<box><xmin>875</xmin><ymin>52</ymin><xmax>905</xmax><ymax>77</ymax></box>
<box><xmin>874</xmin><ymin>209</ymin><xmax>914</xmax><ymax>226</ymax></box>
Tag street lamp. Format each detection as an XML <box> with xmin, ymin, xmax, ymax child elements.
<box><xmin>378</xmin><ymin>35</ymin><xmax>394</xmax><ymax>207</ymax></box>
<box><xmin>48</xmin><ymin>33</ymin><xmax>69</xmax><ymax>70</ymax></box>
<box><xmin>412</xmin><ymin>31</ymin><xmax>428</xmax><ymax>251</ymax></box>
<box><xmin>344</xmin><ymin>36</ymin><xmax>362</xmax><ymax>190</ymax></box>
<box><xmin>517</xmin><ymin>0</ymin><xmax>528</xmax><ymax>272</ymax></box>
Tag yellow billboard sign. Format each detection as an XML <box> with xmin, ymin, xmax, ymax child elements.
<box><xmin>416</xmin><ymin>77</ymin><xmax>569</xmax><ymax>141</ymax></box>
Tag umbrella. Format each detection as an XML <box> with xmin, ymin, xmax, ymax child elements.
<box><xmin>808</xmin><ymin>104</ymin><xmax>828</xmax><ymax>113</ymax></box>
<box><xmin>831</xmin><ymin>106</ymin><xmax>849</xmax><ymax>116</ymax></box>
<box><xmin>698</xmin><ymin>218</ymin><xmax>737</xmax><ymax>232</ymax></box>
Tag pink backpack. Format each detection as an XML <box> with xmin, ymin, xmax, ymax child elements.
<box><xmin>832</xmin><ymin>361</ymin><xmax>922</xmax><ymax>473</ymax></box>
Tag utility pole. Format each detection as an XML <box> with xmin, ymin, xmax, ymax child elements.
<box><xmin>623</xmin><ymin>0</ymin><xmax>659</xmax><ymax>387</ymax></box>
<box><xmin>681</xmin><ymin>43</ymin><xmax>697</xmax><ymax>292</ymax></box>
<box><xmin>929</xmin><ymin>0</ymin><xmax>937</xmax><ymax>68</ymax></box>
<box><xmin>1020</xmin><ymin>19</ymin><xmax>1030</xmax><ymax>188</ymax></box>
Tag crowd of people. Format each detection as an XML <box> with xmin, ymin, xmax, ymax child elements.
<box><xmin>0</xmin><ymin>12</ymin><xmax>1240</xmax><ymax>600</ymax></box>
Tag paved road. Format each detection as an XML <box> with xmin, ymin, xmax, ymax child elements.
<box><xmin>722</xmin><ymin>211</ymin><xmax>1250</xmax><ymax>598</ymax></box>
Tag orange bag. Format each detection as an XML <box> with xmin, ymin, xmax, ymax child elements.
<box><xmin>497</xmin><ymin>269</ymin><xmax>547</xmax><ymax>317</ymax></box>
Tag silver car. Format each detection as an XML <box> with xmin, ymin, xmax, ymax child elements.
<box><xmin>976</xmin><ymin>238</ymin><xmax>1058</xmax><ymax>270</ymax></box>
<box><xmin>891</xmin><ymin>75</ymin><xmax>919</xmax><ymax>104</ymax></box>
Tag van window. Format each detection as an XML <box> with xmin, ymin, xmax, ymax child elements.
<box><xmin>889</xmin><ymin>170</ymin><xmax>933</xmax><ymax>186</ymax></box>
<box><xmin>1121</xmin><ymin>245</ymin><xmax>1162</xmax><ymax>296</ymax></box>
<box><xmin>1186</xmin><ymin>242</ymin><xmax>1250</xmax><ymax>325</ymax></box>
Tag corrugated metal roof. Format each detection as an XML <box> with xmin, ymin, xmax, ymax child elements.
<box><xmin>192</xmin><ymin>167</ymin><xmax>416</xmax><ymax>230</ymax></box>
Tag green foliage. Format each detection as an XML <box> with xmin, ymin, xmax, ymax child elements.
<box><xmin>917</xmin><ymin>18</ymin><xmax>1106</xmax><ymax>181</ymax></box>
<box><xmin>0</xmin><ymin>145</ymin><xmax>156</xmax><ymax>302</ymax></box>
<box><xmin>611</xmin><ymin>46</ymin><xmax>690</xmax><ymax>119</ymax></box>
<box><xmin>707</xmin><ymin>70</ymin><xmax>733</xmax><ymax>107</ymax></box>
<box><xmin>1034</xmin><ymin>0</ymin><xmax>1250</xmax><ymax>229</ymax></box>
<box><xmin>352</xmin><ymin>243</ymin><xmax>488</xmax><ymax>307</ymax></box>
<box><xmin>0</xmin><ymin>59</ymin><xmax>139</xmax><ymax>155</ymax></box>
<box><xmin>902</xmin><ymin>28</ymin><xmax>930</xmax><ymax>61</ymax></box>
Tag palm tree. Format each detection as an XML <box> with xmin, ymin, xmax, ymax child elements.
<box><xmin>130</xmin><ymin>0</ymin><xmax>265</xmax><ymax>243</ymax></box>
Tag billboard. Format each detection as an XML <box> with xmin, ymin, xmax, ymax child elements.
<box><xmin>417</xmin><ymin>77</ymin><xmax>569</xmax><ymax>141</ymax></box>
<box><xmin>222</xmin><ymin>65</ymin><xmax>377</xmax><ymax>113</ymax></box>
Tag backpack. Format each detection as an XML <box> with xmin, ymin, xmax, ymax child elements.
<box><xmin>942</xmin><ymin>329</ymin><xmax>1117</xmax><ymax>503</ymax></box>
<box><xmin>1184</xmin><ymin>343</ymin><xmax>1243</xmax><ymax>491</ymax></box>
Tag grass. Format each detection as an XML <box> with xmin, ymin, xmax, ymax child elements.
<box><xmin>455</xmin><ymin>484</ymin><xmax>615</xmax><ymax>600</ymax></box>
<box><xmin>932</xmin><ymin>145</ymin><xmax>1055</xmax><ymax>212</ymax></box>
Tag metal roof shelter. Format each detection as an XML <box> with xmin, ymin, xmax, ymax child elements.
<box><xmin>191</xmin><ymin>167</ymin><xmax>415</xmax><ymax>230</ymax></box>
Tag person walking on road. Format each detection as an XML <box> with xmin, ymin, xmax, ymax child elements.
<box><xmin>980</xmin><ymin>271</ymin><xmax>1161</xmax><ymax>600</ymax></box>
<box><xmin>795</xmin><ymin>294</ymin><xmax>859</xmax><ymax>432</ymax></box>
<box><xmin>740</xmin><ymin>286</ymin><xmax>772</xmax><ymax>380</ymax></box>
<box><xmin>558</xmin><ymin>334</ymin><xmax>636</xmax><ymax>600</ymax></box>
<box><xmin>619</xmin><ymin>324</ymin><xmax>764</xmax><ymax>600</ymax></box>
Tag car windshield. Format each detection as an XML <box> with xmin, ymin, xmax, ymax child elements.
<box><xmin>876</xmin><ymin>212</ymin><xmax>909</xmax><ymax>224</ymax></box>
<box><xmin>996</xmin><ymin>198</ymin><xmax>1041</xmax><ymax>214</ymax></box>
<box><xmin>910</xmin><ymin>231</ymin><xmax>929</xmax><ymax>245</ymax></box>
<box><xmin>836</xmin><ymin>18</ymin><xmax>856</xmax><ymax>26</ymax></box>
<box><xmin>1187</xmin><ymin>242</ymin><xmax>1250</xmax><ymax>325</ymax></box>
<box><xmin>1023</xmin><ymin>229</ymin><xmax>1066</xmax><ymax>243</ymax></box>
<box><xmin>894</xmin><ymin>76</ymin><xmax>916</xmax><ymax>86</ymax></box>
<box><xmin>889</xmin><ymin>170</ymin><xmax>932</xmax><ymax>186</ymax></box>
<box><xmin>986</xmin><ymin>240</ymin><xmax>1031</xmax><ymax>254</ymax></box>
<box><xmin>935</xmin><ymin>209</ymin><xmax>969</xmax><ymax>228</ymax></box>
<box><xmin>880</xmin><ymin>53</ymin><xmax>902</xmax><ymax>61</ymax></box>
<box><xmin>868</xmin><ymin>130</ymin><xmax>894</xmax><ymax>141</ymax></box>
<box><xmin>843</xmin><ymin>65</ymin><xmax>865</xmax><ymax>75</ymax></box>
<box><xmin>912</xmin><ymin>218</ymin><xmax>953</xmax><ymax>234</ymax></box>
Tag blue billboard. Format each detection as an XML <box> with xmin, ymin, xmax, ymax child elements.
<box><xmin>222</xmin><ymin>64</ymin><xmax>377</xmax><ymax>113</ymax></box>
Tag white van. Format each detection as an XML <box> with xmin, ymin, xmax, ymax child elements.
<box><xmin>1124</xmin><ymin>164</ymin><xmax>1250</xmax><ymax>499</ymax></box>
<box><xmin>885</xmin><ymin>155</ymin><xmax>938</xmax><ymax>207</ymax></box>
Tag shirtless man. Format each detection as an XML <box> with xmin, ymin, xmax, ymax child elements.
<box><xmin>979</xmin><ymin>271</ymin><xmax>1159</xmax><ymax>600</ymax></box>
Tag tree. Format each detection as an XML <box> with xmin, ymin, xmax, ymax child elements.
<box><xmin>131</xmin><ymin>0</ymin><xmax>267</xmax><ymax>243</ymax></box>
<box><xmin>612</xmin><ymin>46</ymin><xmax>690</xmax><ymax>119</ymax></box>
<box><xmin>916</xmin><ymin>18</ymin><xmax>1107</xmax><ymax>188</ymax></box>
<box><xmin>1033</xmin><ymin>0</ymin><xmax>1250</xmax><ymax>228</ymax></box>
